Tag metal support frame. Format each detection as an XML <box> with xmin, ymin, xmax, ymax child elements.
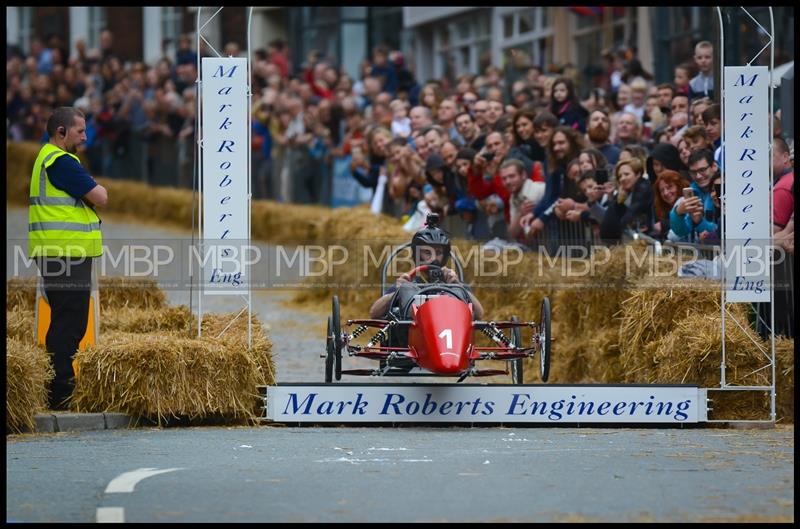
<box><xmin>711</xmin><ymin>6</ymin><xmax>776</xmax><ymax>424</ymax></box>
<box><xmin>193</xmin><ymin>6</ymin><xmax>254</xmax><ymax>347</ymax></box>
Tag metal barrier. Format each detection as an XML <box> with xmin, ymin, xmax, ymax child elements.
<box><xmin>536</xmin><ymin>217</ymin><xmax>599</xmax><ymax>257</ymax></box>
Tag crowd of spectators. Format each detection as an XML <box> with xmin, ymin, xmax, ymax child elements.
<box><xmin>7</xmin><ymin>31</ymin><xmax>794</xmax><ymax>253</ymax></box>
<box><xmin>6</xmin><ymin>29</ymin><xmax>794</xmax><ymax>336</ymax></box>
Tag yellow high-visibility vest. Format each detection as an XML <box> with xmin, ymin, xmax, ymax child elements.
<box><xmin>28</xmin><ymin>144</ymin><xmax>103</xmax><ymax>258</ymax></box>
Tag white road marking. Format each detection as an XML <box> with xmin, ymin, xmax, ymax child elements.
<box><xmin>96</xmin><ymin>507</ymin><xmax>125</xmax><ymax>523</ymax></box>
<box><xmin>105</xmin><ymin>467</ymin><xmax>183</xmax><ymax>493</ymax></box>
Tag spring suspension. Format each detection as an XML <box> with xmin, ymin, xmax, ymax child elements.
<box><xmin>366</xmin><ymin>321</ymin><xmax>396</xmax><ymax>348</ymax></box>
<box><xmin>480</xmin><ymin>323</ymin><xmax>512</xmax><ymax>347</ymax></box>
<box><xmin>348</xmin><ymin>324</ymin><xmax>369</xmax><ymax>341</ymax></box>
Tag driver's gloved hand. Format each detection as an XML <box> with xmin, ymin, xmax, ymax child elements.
<box><xmin>442</xmin><ymin>267</ymin><xmax>458</xmax><ymax>283</ymax></box>
<box><xmin>395</xmin><ymin>272</ymin><xmax>412</xmax><ymax>288</ymax></box>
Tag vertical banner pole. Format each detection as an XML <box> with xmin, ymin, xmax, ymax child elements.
<box><xmin>196</xmin><ymin>6</ymin><xmax>250</xmax><ymax>344</ymax></box>
<box><xmin>194</xmin><ymin>6</ymin><xmax>202</xmax><ymax>337</ymax></box>
<box><xmin>247</xmin><ymin>6</ymin><xmax>253</xmax><ymax>349</ymax></box>
<box><xmin>768</xmin><ymin>7</ymin><xmax>776</xmax><ymax>422</ymax></box>
<box><xmin>716</xmin><ymin>6</ymin><xmax>727</xmax><ymax>388</ymax></box>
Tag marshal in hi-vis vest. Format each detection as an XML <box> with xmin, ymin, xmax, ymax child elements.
<box><xmin>28</xmin><ymin>144</ymin><xmax>103</xmax><ymax>258</ymax></box>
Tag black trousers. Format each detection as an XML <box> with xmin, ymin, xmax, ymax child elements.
<box><xmin>36</xmin><ymin>257</ymin><xmax>93</xmax><ymax>408</ymax></box>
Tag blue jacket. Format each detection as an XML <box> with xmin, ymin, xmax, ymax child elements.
<box><xmin>668</xmin><ymin>180</ymin><xmax>718</xmax><ymax>241</ymax></box>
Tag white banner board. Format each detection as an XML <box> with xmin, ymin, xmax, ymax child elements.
<box><xmin>723</xmin><ymin>66</ymin><xmax>771</xmax><ymax>303</ymax></box>
<box><xmin>201</xmin><ymin>57</ymin><xmax>249</xmax><ymax>295</ymax></box>
<box><xmin>265</xmin><ymin>385</ymin><xmax>707</xmax><ymax>424</ymax></box>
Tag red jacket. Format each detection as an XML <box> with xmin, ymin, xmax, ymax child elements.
<box><xmin>467</xmin><ymin>162</ymin><xmax>544</xmax><ymax>222</ymax></box>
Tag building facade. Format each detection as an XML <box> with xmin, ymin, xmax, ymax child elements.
<box><xmin>7</xmin><ymin>6</ymin><xmax>793</xmax><ymax>94</ymax></box>
<box><xmin>403</xmin><ymin>7</ymin><xmax>651</xmax><ymax>94</ymax></box>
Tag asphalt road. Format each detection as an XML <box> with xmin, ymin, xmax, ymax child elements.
<box><xmin>6</xmin><ymin>425</ymin><xmax>795</xmax><ymax>523</ymax></box>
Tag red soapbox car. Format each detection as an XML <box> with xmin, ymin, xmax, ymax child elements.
<box><xmin>324</xmin><ymin>243</ymin><xmax>551</xmax><ymax>384</ymax></box>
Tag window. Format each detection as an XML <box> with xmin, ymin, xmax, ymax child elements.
<box><xmin>18</xmin><ymin>7</ymin><xmax>34</xmax><ymax>54</ymax></box>
<box><xmin>496</xmin><ymin>7</ymin><xmax>553</xmax><ymax>70</ymax></box>
<box><xmin>433</xmin><ymin>9</ymin><xmax>491</xmax><ymax>79</ymax></box>
<box><xmin>162</xmin><ymin>7</ymin><xmax>183</xmax><ymax>60</ymax></box>
<box><xmin>88</xmin><ymin>7</ymin><xmax>106</xmax><ymax>50</ymax></box>
<box><xmin>570</xmin><ymin>7</ymin><xmax>633</xmax><ymax>94</ymax></box>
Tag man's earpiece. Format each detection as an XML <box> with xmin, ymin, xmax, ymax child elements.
<box><xmin>59</xmin><ymin>127</ymin><xmax>66</xmax><ymax>137</ymax></box>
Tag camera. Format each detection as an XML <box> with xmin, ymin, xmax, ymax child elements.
<box><xmin>426</xmin><ymin>213</ymin><xmax>440</xmax><ymax>228</ymax></box>
<box><xmin>482</xmin><ymin>151</ymin><xmax>495</xmax><ymax>162</ymax></box>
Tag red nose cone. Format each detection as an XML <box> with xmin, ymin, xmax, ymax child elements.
<box><xmin>409</xmin><ymin>296</ymin><xmax>472</xmax><ymax>374</ymax></box>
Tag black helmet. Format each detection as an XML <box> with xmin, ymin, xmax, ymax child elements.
<box><xmin>410</xmin><ymin>213</ymin><xmax>451</xmax><ymax>266</ymax></box>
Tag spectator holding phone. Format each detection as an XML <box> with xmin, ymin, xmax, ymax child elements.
<box><xmin>652</xmin><ymin>170</ymin><xmax>691</xmax><ymax>241</ymax></box>
<box><xmin>669</xmin><ymin>149</ymin><xmax>720</xmax><ymax>243</ymax></box>
<box><xmin>599</xmin><ymin>157</ymin><xmax>654</xmax><ymax>242</ymax></box>
<box><xmin>569</xmin><ymin>169</ymin><xmax>614</xmax><ymax>225</ymax></box>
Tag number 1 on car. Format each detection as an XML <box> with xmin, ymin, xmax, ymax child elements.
<box><xmin>438</xmin><ymin>328</ymin><xmax>453</xmax><ymax>349</ymax></box>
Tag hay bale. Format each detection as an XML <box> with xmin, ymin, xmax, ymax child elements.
<box><xmin>648</xmin><ymin>310</ymin><xmax>794</xmax><ymax>422</ymax></box>
<box><xmin>7</xmin><ymin>306</ymin><xmax>35</xmax><ymax>343</ymax></box>
<box><xmin>775</xmin><ymin>338</ymin><xmax>794</xmax><ymax>423</ymax></box>
<box><xmin>651</xmin><ymin>310</ymin><xmax>760</xmax><ymax>386</ymax></box>
<box><xmin>584</xmin><ymin>327</ymin><xmax>624</xmax><ymax>382</ymax></box>
<box><xmin>72</xmin><ymin>323</ymin><xmax>273</xmax><ymax>424</ymax></box>
<box><xmin>5</xmin><ymin>302</ymin><xmax>276</xmax><ymax>423</ymax></box>
<box><xmin>99</xmin><ymin>277</ymin><xmax>167</xmax><ymax>311</ymax></box>
<box><xmin>6</xmin><ymin>277</ymin><xmax>37</xmax><ymax>311</ymax></box>
<box><xmin>7</xmin><ymin>142</ymin><xmax>40</xmax><ymax>206</ymax></box>
<box><xmin>202</xmin><ymin>312</ymin><xmax>276</xmax><ymax>387</ymax></box>
<box><xmin>101</xmin><ymin>305</ymin><xmax>193</xmax><ymax>334</ymax></box>
<box><xmin>618</xmin><ymin>279</ymin><xmax>722</xmax><ymax>382</ymax></box>
<box><xmin>6</xmin><ymin>277</ymin><xmax>167</xmax><ymax>312</ymax></box>
<box><xmin>6</xmin><ymin>338</ymin><xmax>53</xmax><ymax>433</ymax></box>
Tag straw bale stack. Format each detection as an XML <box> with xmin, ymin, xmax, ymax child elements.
<box><xmin>6</xmin><ymin>306</ymin><xmax>35</xmax><ymax>343</ymax></box>
<box><xmin>6</xmin><ymin>142</ymin><xmax>39</xmax><ymax>205</ymax></box>
<box><xmin>6</xmin><ymin>276</ymin><xmax>167</xmax><ymax>312</ymax></box>
<box><xmin>71</xmin><ymin>331</ymin><xmax>266</xmax><ymax>423</ymax></box>
<box><xmin>6</xmin><ymin>277</ymin><xmax>275</xmax><ymax>426</ymax></box>
<box><xmin>6</xmin><ymin>338</ymin><xmax>53</xmax><ymax>433</ymax></box>
<box><xmin>71</xmin><ymin>309</ymin><xmax>274</xmax><ymax>424</ymax></box>
<box><xmin>775</xmin><ymin>338</ymin><xmax>794</xmax><ymax>422</ymax></box>
<box><xmin>100</xmin><ymin>305</ymin><xmax>193</xmax><ymax>334</ymax></box>
<box><xmin>6</xmin><ymin>277</ymin><xmax>37</xmax><ymax>311</ymax></box>
<box><xmin>618</xmin><ymin>279</ymin><xmax>722</xmax><ymax>383</ymax></box>
<box><xmin>97</xmin><ymin>277</ymin><xmax>167</xmax><ymax>311</ymax></box>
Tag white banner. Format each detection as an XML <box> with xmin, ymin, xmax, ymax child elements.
<box><xmin>723</xmin><ymin>66</ymin><xmax>771</xmax><ymax>302</ymax></box>
<box><xmin>201</xmin><ymin>57</ymin><xmax>250</xmax><ymax>295</ymax></box>
<box><xmin>265</xmin><ymin>385</ymin><xmax>707</xmax><ymax>423</ymax></box>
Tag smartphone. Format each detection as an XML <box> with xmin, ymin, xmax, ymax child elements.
<box><xmin>682</xmin><ymin>187</ymin><xmax>695</xmax><ymax>199</ymax></box>
<box><xmin>483</xmin><ymin>151</ymin><xmax>495</xmax><ymax>162</ymax></box>
<box><xmin>595</xmin><ymin>168</ymin><xmax>608</xmax><ymax>184</ymax></box>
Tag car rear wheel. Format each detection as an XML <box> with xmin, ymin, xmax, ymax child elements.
<box><xmin>539</xmin><ymin>298</ymin><xmax>551</xmax><ymax>382</ymax></box>
<box><xmin>509</xmin><ymin>315</ymin><xmax>523</xmax><ymax>384</ymax></box>
<box><xmin>324</xmin><ymin>316</ymin><xmax>334</xmax><ymax>383</ymax></box>
<box><xmin>332</xmin><ymin>296</ymin><xmax>342</xmax><ymax>381</ymax></box>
